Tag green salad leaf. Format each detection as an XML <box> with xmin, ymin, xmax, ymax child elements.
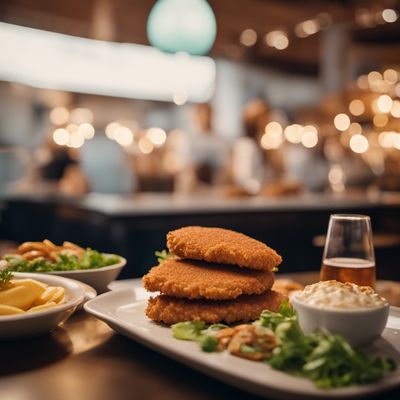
<box><xmin>155</xmin><ymin>250</ymin><xmax>174</xmax><ymax>263</ymax></box>
<box><xmin>3</xmin><ymin>249</ymin><xmax>120</xmax><ymax>273</ymax></box>
<box><xmin>171</xmin><ymin>299</ymin><xmax>396</xmax><ymax>389</ymax></box>
<box><xmin>172</xmin><ymin>321</ymin><xmax>227</xmax><ymax>352</ymax></box>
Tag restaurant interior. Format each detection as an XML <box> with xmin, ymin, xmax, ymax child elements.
<box><xmin>1</xmin><ymin>1</ymin><xmax>400</xmax><ymax>399</ymax></box>
<box><xmin>1</xmin><ymin>0</ymin><xmax>400</xmax><ymax>279</ymax></box>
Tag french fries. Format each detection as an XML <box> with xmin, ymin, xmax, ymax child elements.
<box><xmin>0</xmin><ymin>278</ymin><xmax>65</xmax><ymax>316</ymax></box>
<box><xmin>16</xmin><ymin>240</ymin><xmax>84</xmax><ymax>262</ymax></box>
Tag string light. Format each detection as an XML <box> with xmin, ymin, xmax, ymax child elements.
<box><xmin>70</xmin><ymin>108</ymin><xmax>94</xmax><ymax>124</ymax></box>
<box><xmin>349</xmin><ymin>122</ymin><xmax>362</xmax><ymax>135</ymax></box>
<box><xmin>146</xmin><ymin>127</ymin><xmax>167</xmax><ymax>146</ymax></box>
<box><xmin>265</xmin><ymin>31</ymin><xmax>289</xmax><ymax>50</ymax></box>
<box><xmin>383</xmin><ymin>69</ymin><xmax>398</xmax><ymax>85</ymax></box>
<box><xmin>301</xmin><ymin>130</ymin><xmax>318</xmax><ymax>148</ymax></box>
<box><xmin>240</xmin><ymin>29</ymin><xmax>257</xmax><ymax>47</ymax></box>
<box><xmin>349</xmin><ymin>134</ymin><xmax>368</xmax><ymax>153</ymax></box>
<box><xmin>349</xmin><ymin>99</ymin><xmax>365</xmax><ymax>116</ymax></box>
<box><xmin>138</xmin><ymin>137</ymin><xmax>154</xmax><ymax>154</ymax></box>
<box><xmin>49</xmin><ymin>107</ymin><xmax>69</xmax><ymax>125</ymax></box>
<box><xmin>114</xmin><ymin>126</ymin><xmax>133</xmax><ymax>146</ymax></box>
<box><xmin>105</xmin><ymin>122</ymin><xmax>121</xmax><ymax>139</ymax></box>
<box><xmin>53</xmin><ymin>128</ymin><xmax>70</xmax><ymax>145</ymax></box>
<box><xmin>382</xmin><ymin>9</ymin><xmax>398</xmax><ymax>23</ymax></box>
<box><xmin>78</xmin><ymin>123</ymin><xmax>95</xmax><ymax>139</ymax></box>
<box><xmin>334</xmin><ymin>113</ymin><xmax>351</xmax><ymax>131</ymax></box>
<box><xmin>373</xmin><ymin>114</ymin><xmax>389</xmax><ymax>127</ymax></box>
<box><xmin>261</xmin><ymin>122</ymin><xmax>283</xmax><ymax>149</ymax></box>
<box><xmin>391</xmin><ymin>100</ymin><xmax>400</xmax><ymax>118</ymax></box>
<box><xmin>284</xmin><ymin>124</ymin><xmax>303</xmax><ymax>143</ymax></box>
<box><xmin>377</xmin><ymin>94</ymin><xmax>393</xmax><ymax>113</ymax></box>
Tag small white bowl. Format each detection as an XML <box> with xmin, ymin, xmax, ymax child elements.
<box><xmin>0</xmin><ymin>272</ymin><xmax>85</xmax><ymax>340</ymax></box>
<box><xmin>291</xmin><ymin>294</ymin><xmax>390</xmax><ymax>347</ymax></box>
<box><xmin>47</xmin><ymin>257</ymin><xmax>126</xmax><ymax>293</ymax></box>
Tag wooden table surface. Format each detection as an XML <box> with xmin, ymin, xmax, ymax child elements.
<box><xmin>1</xmin><ymin>276</ymin><xmax>400</xmax><ymax>400</ymax></box>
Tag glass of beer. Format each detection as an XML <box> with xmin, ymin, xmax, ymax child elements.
<box><xmin>320</xmin><ymin>214</ymin><xmax>376</xmax><ymax>287</ymax></box>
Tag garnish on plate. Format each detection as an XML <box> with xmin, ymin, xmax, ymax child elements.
<box><xmin>155</xmin><ymin>249</ymin><xmax>175</xmax><ymax>263</ymax></box>
<box><xmin>0</xmin><ymin>269</ymin><xmax>13</xmax><ymax>287</ymax></box>
<box><xmin>172</xmin><ymin>300</ymin><xmax>396</xmax><ymax>388</ymax></box>
<box><xmin>2</xmin><ymin>240</ymin><xmax>121</xmax><ymax>272</ymax></box>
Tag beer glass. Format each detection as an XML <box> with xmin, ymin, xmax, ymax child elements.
<box><xmin>320</xmin><ymin>214</ymin><xmax>376</xmax><ymax>287</ymax></box>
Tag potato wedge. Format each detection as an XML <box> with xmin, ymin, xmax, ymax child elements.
<box><xmin>3</xmin><ymin>279</ymin><xmax>46</xmax><ymax>310</ymax></box>
<box><xmin>33</xmin><ymin>286</ymin><xmax>65</xmax><ymax>306</ymax></box>
<box><xmin>0</xmin><ymin>304</ymin><xmax>25</xmax><ymax>315</ymax></box>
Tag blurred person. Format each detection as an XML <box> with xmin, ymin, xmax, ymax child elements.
<box><xmin>166</xmin><ymin>103</ymin><xmax>229</xmax><ymax>193</ymax></box>
<box><xmin>227</xmin><ymin>98</ymin><xmax>276</xmax><ymax>195</ymax></box>
<box><xmin>79</xmin><ymin>134</ymin><xmax>136</xmax><ymax>194</ymax></box>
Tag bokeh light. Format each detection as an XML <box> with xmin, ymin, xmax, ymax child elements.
<box><xmin>349</xmin><ymin>99</ymin><xmax>365</xmax><ymax>116</ymax></box>
<box><xmin>49</xmin><ymin>107</ymin><xmax>69</xmax><ymax>125</ymax></box>
<box><xmin>334</xmin><ymin>113</ymin><xmax>351</xmax><ymax>131</ymax></box>
<box><xmin>53</xmin><ymin>128</ymin><xmax>70</xmax><ymax>145</ymax></box>
<box><xmin>349</xmin><ymin>134</ymin><xmax>368</xmax><ymax>153</ymax></box>
<box><xmin>146</xmin><ymin>127</ymin><xmax>167</xmax><ymax>146</ymax></box>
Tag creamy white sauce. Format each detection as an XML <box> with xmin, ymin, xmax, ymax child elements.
<box><xmin>294</xmin><ymin>280</ymin><xmax>388</xmax><ymax>309</ymax></box>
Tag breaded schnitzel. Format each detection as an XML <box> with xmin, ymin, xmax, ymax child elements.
<box><xmin>146</xmin><ymin>290</ymin><xmax>286</xmax><ymax>325</ymax></box>
<box><xmin>143</xmin><ymin>259</ymin><xmax>274</xmax><ymax>300</ymax></box>
<box><xmin>167</xmin><ymin>226</ymin><xmax>282</xmax><ymax>271</ymax></box>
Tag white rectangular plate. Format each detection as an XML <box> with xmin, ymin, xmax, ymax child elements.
<box><xmin>85</xmin><ymin>289</ymin><xmax>400</xmax><ymax>399</ymax></box>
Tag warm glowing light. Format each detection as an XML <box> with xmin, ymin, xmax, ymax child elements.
<box><xmin>368</xmin><ymin>71</ymin><xmax>382</xmax><ymax>85</ymax></box>
<box><xmin>383</xmin><ymin>69</ymin><xmax>398</xmax><ymax>85</ymax></box>
<box><xmin>377</xmin><ymin>94</ymin><xmax>393</xmax><ymax>113</ymax></box>
<box><xmin>49</xmin><ymin>107</ymin><xmax>69</xmax><ymax>125</ymax></box>
<box><xmin>303</xmin><ymin>19</ymin><xmax>319</xmax><ymax>35</ymax></box>
<box><xmin>379</xmin><ymin>131</ymin><xmax>396</xmax><ymax>148</ymax></box>
<box><xmin>382</xmin><ymin>9</ymin><xmax>398</xmax><ymax>23</ymax></box>
<box><xmin>70</xmin><ymin>107</ymin><xmax>94</xmax><ymax>124</ymax></box>
<box><xmin>393</xmin><ymin>133</ymin><xmax>400</xmax><ymax>150</ymax></box>
<box><xmin>265</xmin><ymin>121</ymin><xmax>283</xmax><ymax>135</ymax></box>
<box><xmin>350</xmin><ymin>134</ymin><xmax>368</xmax><ymax>153</ymax></box>
<box><xmin>146</xmin><ymin>127</ymin><xmax>167</xmax><ymax>146</ymax></box>
<box><xmin>301</xmin><ymin>131</ymin><xmax>318</xmax><ymax>148</ymax></box>
<box><xmin>53</xmin><ymin>128</ymin><xmax>69</xmax><ymax>145</ymax></box>
<box><xmin>349</xmin><ymin>99</ymin><xmax>365</xmax><ymax>116</ymax></box>
<box><xmin>373</xmin><ymin>114</ymin><xmax>388</xmax><ymax>127</ymax></box>
<box><xmin>66</xmin><ymin>123</ymin><xmax>78</xmax><ymax>133</ymax></box>
<box><xmin>357</xmin><ymin>75</ymin><xmax>369</xmax><ymax>90</ymax></box>
<box><xmin>391</xmin><ymin>100</ymin><xmax>400</xmax><ymax>118</ymax></box>
<box><xmin>138</xmin><ymin>137</ymin><xmax>154</xmax><ymax>154</ymax></box>
<box><xmin>260</xmin><ymin>132</ymin><xmax>283</xmax><ymax>149</ymax></box>
<box><xmin>114</xmin><ymin>126</ymin><xmax>133</xmax><ymax>146</ymax></box>
<box><xmin>265</xmin><ymin>31</ymin><xmax>289</xmax><ymax>50</ymax></box>
<box><xmin>68</xmin><ymin>131</ymin><xmax>85</xmax><ymax>148</ymax></box>
<box><xmin>349</xmin><ymin>122</ymin><xmax>362</xmax><ymax>135</ymax></box>
<box><xmin>395</xmin><ymin>83</ymin><xmax>400</xmax><ymax>97</ymax></box>
<box><xmin>334</xmin><ymin>113</ymin><xmax>351</xmax><ymax>131</ymax></box>
<box><xmin>284</xmin><ymin>124</ymin><xmax>303</xmax><ymax>143</ymax></box>
<box><xmin>78</xmin><ymin>123</ymin><xmax>95</xmax><ymax>139</ymax></box>
<box><xmin>172</xmin><ymin>89</ymin><xmax>188</xmax><ymax>105</ymax></box>
<box><xmin>105</xmin><ymin>122</ymin><xmax>121</xmax><ymax>139</ymax></box>
<box><xmin>240</xmin><ymin>29</ymin><xmax>257</xmax><ymax>47</ymax></box>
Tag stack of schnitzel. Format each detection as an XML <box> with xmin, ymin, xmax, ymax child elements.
<box><xmin>143</xmin><ymin>226</ymin><xmax>285</xmax><ymax>325</ymax></box>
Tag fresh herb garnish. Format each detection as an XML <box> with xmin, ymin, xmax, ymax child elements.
<box><xmin>155</xmin><ymin>250</ymin><xmax>174</xmax><ymax>263</ymax></box>
<box><xmin>0</xmin><ymin>269</ymin><xmax>13</xmax><ymax>286</ymax></box>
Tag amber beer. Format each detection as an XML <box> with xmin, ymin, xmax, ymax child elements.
<box><xmin>320</xmin><ymin>257</ymin><xmax>376</xmax><ymax>288</ymax></box>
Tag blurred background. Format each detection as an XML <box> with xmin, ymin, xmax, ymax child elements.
<box><xmin>1</xmin><ymin>0</ymin><xmax>400</xmax><ymax>278</ymax></box>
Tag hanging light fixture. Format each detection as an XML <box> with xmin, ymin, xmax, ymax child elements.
<box><xmin>147</xmin><ymin>0</ymin><xmax>217</xmax><ymax>56</ymax></box>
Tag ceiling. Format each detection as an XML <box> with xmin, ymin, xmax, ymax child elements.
<box><xmin>0</xmin><ymin>0</ymin><xmax>399</xmax><ymax>75</ymax></box>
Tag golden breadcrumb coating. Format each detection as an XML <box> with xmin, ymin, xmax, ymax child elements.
<box><xmin>167</xmin><ymin>226</ymin><xmax>282</xmax><ymax>271</ymax></box>
<box><xmin>143</xmin><ymin>259</ymin><xmax>274</xmax><ymax>300</ymax></box>
<box><xmin>145</xmin><ymin>290</ymin><xmax>286</xmax><ymax>325</ymax></box>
